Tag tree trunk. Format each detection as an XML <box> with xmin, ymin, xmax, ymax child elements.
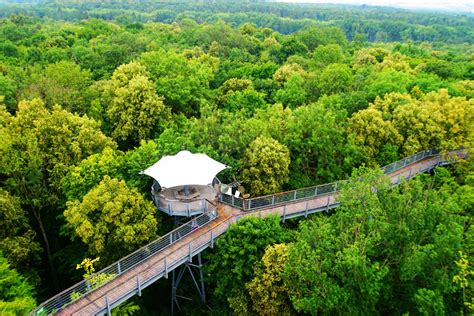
<box><xmin>33</xmin><ymin>209</ymin><xmax>59</xmax><ymax>291</ymax></box>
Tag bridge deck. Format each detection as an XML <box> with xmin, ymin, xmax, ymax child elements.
<box><xmin>34</xmin><ymin>150</ymin><xmax>466</xmax><ymax>315</ymax></box>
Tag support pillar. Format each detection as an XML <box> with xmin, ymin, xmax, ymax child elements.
<box><xmin>170</xmin><ymin>252</ymin><xmax>207</xmax><ymax>316</ymax></box>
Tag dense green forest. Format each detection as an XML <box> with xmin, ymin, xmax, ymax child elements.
<box><xmin>0</xmin><ymin>0</ymin><xmax>473</xmax><ymax>314</ymax></box>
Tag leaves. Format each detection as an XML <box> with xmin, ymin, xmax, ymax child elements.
<box><xmin>64</xmin><ymin>176</ymin><xmax>158</xmax><ymax>263</ymax></box>
<box><xmin>241</xmin><ymin>136</ymin><xmax>290</xmax><ymax>196</ymax></box>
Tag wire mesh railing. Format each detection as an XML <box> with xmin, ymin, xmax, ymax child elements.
<box><xmin>219</xmin><ymin>148</ymin><xmax>467</xmax><ymax>212</ymax></box>
<box><xmin>32</xmin><ymin>207</ymin><xmax>217</xmax><ymax>315</ymax></box>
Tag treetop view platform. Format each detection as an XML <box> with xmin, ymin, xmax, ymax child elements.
<box><xmin>142</xmin><ymin>150</ymin><xmax>228</xmax><ymax>217</ymax></box>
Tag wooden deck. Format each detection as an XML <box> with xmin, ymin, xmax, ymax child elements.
<box><xmin>51</xmin><ymin>153</ymin><xmax>461</xmax><ymax>315</ymax></box>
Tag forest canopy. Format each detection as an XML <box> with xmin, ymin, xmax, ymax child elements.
<box><xmin>0</xmin><ymin>0</ymin><xmax>472</xmax><ymax>315</ymax></box>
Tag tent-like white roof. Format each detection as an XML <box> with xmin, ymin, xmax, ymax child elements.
<box><xmin>142</xmin><ymin>150</ymin><xmax>227</xmax><ymax>188</ymax></box>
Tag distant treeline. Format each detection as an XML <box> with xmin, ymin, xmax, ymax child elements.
<box><xmin>0</xmin><ymin>0</ymin><xmax>473</xmax><ymax>43</ymax></box>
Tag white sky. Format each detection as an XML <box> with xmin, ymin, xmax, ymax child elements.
<box><xmin>275</xmin><ymin>0</ymin><xmax>474</xmax><ymax>13</ymax></box>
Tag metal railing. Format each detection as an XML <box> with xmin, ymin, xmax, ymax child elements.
<box><xmin>152</xmin><ymin>194</ymin><xmax>212</xmax><ymax>216</ymax></box>
<box><xmin>219</xmin><ymin>148</ymin><xmax>467</xmax><ymax>211</ymax></box>
<box><xmin>32</xmin><ymin>210</ymin><xmax>218</xmax><ymax>315</ymax></box>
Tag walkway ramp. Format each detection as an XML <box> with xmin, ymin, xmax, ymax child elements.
<box><xmin>32</xmin><ymin>149</ymin><xmax>467</xmax><ymax>315</ymax></box>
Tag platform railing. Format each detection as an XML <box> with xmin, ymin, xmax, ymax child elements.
<box><xmin>32</xmin><ymin>210</ymin><xmax>218</xmax><ymax>315</ymax></box>
<box><xmin>219</xmin><ymin>148</ymin><xmax>467</xmax><ymax>211</ymax></box>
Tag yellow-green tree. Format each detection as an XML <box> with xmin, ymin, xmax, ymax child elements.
<box><xmin>0</xmin><ymin>190</ymin><xmax>41</xmax><ymax>284</ymax></box>
<box><xmin>349</xmin><ymin>107</ymin><xmax>402</xmax><ymax>163</ymax></box>
<box><xmin>242</xmin><ymin>136</ymin><xmax>290</xmax><ymax>196</ymax></box>
<box><xmin>0</xmin><ymin>99</ymin><xmax>115</xmax><ymax>287</ymax></box>
<box><xmin>349</xmin><ymin>89</ymin><xmax>473</xmax><ymax>163</ymax></box>
<box><xmin>247</xmin><ymin>244</ymin><xmax>293</xmax><ymax>315</ymax></box>
<box><xmin>64</xmin><ymin>176</ymin><xmax>158</xmax><ymax>263</ymax></box>
<box><xmin>102</xmin><ymin>61</ymin><xmax>167</xmax><ymax>145</ymax></box>
<box><xmin>393</xmin><ymin>89</ymin><xmax>473</xmax><ymax>154</ymax></box>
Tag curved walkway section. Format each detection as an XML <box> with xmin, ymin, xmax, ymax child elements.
<box><xmin>32</xmin><ymin>149</ymin><xmax>467</xmax><ymax>315</ymax></box>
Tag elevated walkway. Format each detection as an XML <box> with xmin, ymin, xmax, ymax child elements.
<box><xmin>32</xmin><ymin>149</ymin><xmax>467</xmax><ymax>315</ymax></box>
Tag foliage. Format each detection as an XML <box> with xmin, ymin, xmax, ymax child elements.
<box><xmin>206</xmin><ymin>215</ymin><xmax>290</xmax><ymax>312</ymax></box>
<box><xmin>284</xmin><ymin>168</ymin><xmax>472</xmax><ymax>315</ymax></box>
<box><xmin>247</xmin><ymin>244</ymin><xmax>293</xmax><ymax>315</ymax></box>
<box><xmin>0</xmin><ymin>189</ymin><xmax>41</xmax><ymax>283</ymax></box>
<box><xmin>139</xmin><ymin>49</ymin><xmax>218</xmax><ymax>116</ymax></box>
<box><xmin>63</xmin><ymin>176</ymin><xmax>158</xmax><ymax>263</ymax></box>
<box><xmin>0</xmin><ymin>2</ymin><xmax>472</xmax><ymax>313</ymax></box>
<box><xmin>20</xmin><ymin>61</ymin><xmax>92</xmax><ymax>114</ymax></box>
<box><xmin>76</xmin><ymin>257</ymin><xmax>115</xmax><ymax>289</ymax></box>
<box><xmin>62</xmin><ymin>147</ymin><xmax>124</xmax><ymax>202</ymax></box>
<box><xmin>453</xmin><ymin>251</ymin><xmax>474</xmax><ymax>314</ymax></box>
<box><xmin>285</xmin><ymin>101</ymin><xmax>362</xmax><ymax>187</ymax></box>
<box><xmin>241</xmin><ymin>136</ymin><xmax>290</xmax><ymax>196</ymax></box>
<box><xmin>102</xmin><ymin>61</ymin><xmax>167</xmax><ymax>145</ymax></box>
<box><xmin>0</xmin><ymin>254</ymin><xmax>36</xmax><ymax>316</ymax></box>
<box><xmin>350</xmin><ymin>90</ymin><xmax>473</xmax><ymax>163</ymax></box>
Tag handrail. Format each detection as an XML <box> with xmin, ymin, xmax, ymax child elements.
<box><xmin>219</xmin><ymin>148</ymin><xmax>467</xmax><ymax>211</ymax></box>
<box><xmin>32</xmin><ymin>206</ymin><xmax>217</xmax><ymax>315</ymax></box>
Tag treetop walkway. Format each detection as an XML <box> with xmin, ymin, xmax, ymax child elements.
<box><xmin>32</xmin><ymin>149</ymin><xmax>468</xmax><ymax>315</ymax></box>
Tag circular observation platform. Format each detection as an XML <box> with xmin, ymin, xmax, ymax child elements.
<box><xmin>151</xmin><ymin>182</ymin><xmax>218</xmax><ymax>217</ymax></box>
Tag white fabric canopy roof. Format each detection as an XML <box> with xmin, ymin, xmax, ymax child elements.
<box><xmin>142</xmin><ymin>151</ymin><xmax>227</xmax><ymax>188</ymax></box>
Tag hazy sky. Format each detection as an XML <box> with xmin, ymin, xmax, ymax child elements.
<box><xmin>276</xmin><ymin>0</ymin><xmax>474</xmax><ymax>13</ymax></box>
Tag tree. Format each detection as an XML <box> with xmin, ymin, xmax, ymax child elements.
<box><xmin>241</xmin><ymin>136</ymin><xmax>290</xmax><ymax>196</ymax></box>
<box><xmin>284</xmin><ymin>168</ymin><xmax>471</xmax><ymax>315</ymax></box>
<box><xmin>312</xmin><ymin>44</ymin><xmax>344</xmax><ymax>68</ymax></box>
<box><xmin>366</xmin><ymin>69</ymin><xmax>412</xmax><ymax>100</ymax></box>
<box><xmin>284</xmin><ymin>214</ymin><xmax>387</xmax><ymax>315</ymax></box>
<box><xmin>0</xmin><ymin>99</ymin><xmax>115</xmax><ymax>288</ymax></box>
<box><xmin>21</xmin><ymin>61</ymin><xmax>93</xmax><ymax>114</ymax></box>
<box><xmin>61</xmin><ymin>147</ymin><xmax>124</xmax><ymax>202</ymax></box>
<box><xmin>349</xmin><ymin>106</ymin><xmax>402</xmax><ymax>164</ymax></box>
<box><xmin>206</xmin><ymin>215</ymin><xmax>289</xmax><ymax>313</ymax></box>
<box><xmin>102</xmin><ymin>61</ymin><xmax>167</xmax><ymax>145</ymax></box>
<box><xmin>0</xmin><ymin>254</ymin><xmax>36</xmax><ymax>316</ymax></box>
<box><xmin>139</xmin><ymin>49</ymin><xmax>218</xmax><ymax>116</ymax></box>
<box><xmin>316</xmin><ymin>63</ymin><xmax>353</xmax><ymax>96</ymax></box>
<box><xmin>350</xmin><ymin>90</ymin><xmax>473</xmax><ymax>159</ymax></box>
<box><xmin>273</xmin><ymin>63</ymin><xmax>306</xmax><ymax>86</ymax></box>
<box><xmin>247</xmin><ymin>244</ymin><xmax>293</xmax><ymax>315</ymax></box>
<box><xmin>0</xmin><ymin>190</ymin><xmax>41</xmax><ymax>284</ymax></box>
<box><xmin>274</xmin><ymin>73</ymin><xmax>308</xmax><ymax>108</ymax></box>
<box><xmin>285</xmin><ymin>101</ymin><xmax>362</xmax><ymax>187</ymax></box>
<box><xmin>392</xmin><ymin>89</ymin><xmax>473</xmax><ymax>155</ymax></box>
<box><xmin>63</xmin><ymin>176</ymin><xmax>158</xmax><ymax>263</ymax></box>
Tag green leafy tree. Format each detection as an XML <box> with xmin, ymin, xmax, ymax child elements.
<box><xmin>366</xmin><ymin>69</ymin><xmax>412</xmax><ymax>100</ymax></box>
<box><xmin>0</xmin><ymin>99</ymin><xmax>115</xmax><ymax>288</ymax></box>
<box><xmin>241</xmin><ymin>136</ymin><xmax>290</xmax><ymax>196</ymax></box>
<box><xmin>21</xmin><ymin>61</ymin><xmax>92</xmax><ymax>114</ymax></box>
<box><xmin>0</xmin><ymin>254</ymin><xmax>35</xmax><ymax>315</ymax></box>
<box><xmin>350</xmin><ymin>90</ymin><xmax>473</xmax><ymax>159</ymax></box>
<box><xmin>312</xmin><ymin>44</ymin><xmax>344</xmax><ymax>68</ymax></box>
<box><xmin>102</xmin><ymin>61</ymin><xmax>167</xmax><ymax>145</ymax></box>
<box><xmin>284</xmin><ymin>214</ymin><xmax>387</xmax><ymax>315</ymax></box>
<box><xmin>207</xmin><ymin>215</ymin><xmax>289</xmax><ymax>313</ymax></box>
<box><xmin>274</xmin><ymin>73</ymin><xmax>308</xmax><ymax>108</ymax></box>
<box><xmin>61</xmin><ymin>147</ymin><xmax>124</xmax><ymax>202</ymax></box>
<box><xmin>139</xmin><ymin>50</ymin><xmax>218</xmax><ymax>116</ymax></box>
<box><xmin>63</xmin><ymin>176</ymin><xmax>158</xmax><ymax>263</ymax></box>
<box><xmin>0</xmin><ymin>190</ymin><xmax>41</xmax><ymax>284</ymax></box>
<box><xmin>285</xmin><ymin>101</ymin><xmax>362</xmax><ymax>187</ymax></box>
<box><xmin>316</xmin><ymin>63</ymin><xmax>353</xmax><ymax>96</ymax></box>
